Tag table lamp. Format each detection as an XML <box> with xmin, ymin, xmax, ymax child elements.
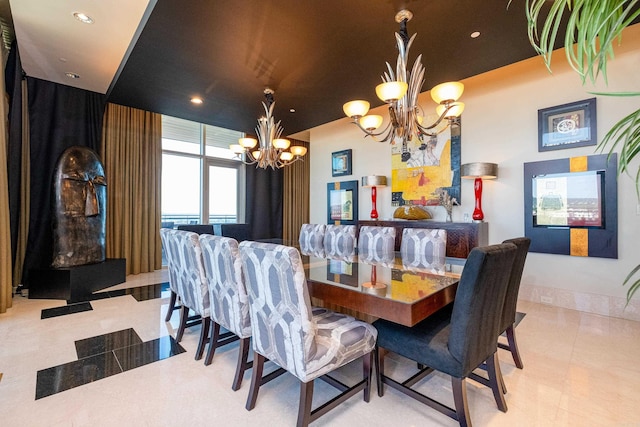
<box><xmin>460</xmin><ymin>162</ymin><xmax>498</xmax><ymax>222</ymax></box>
<box><xmin>361</xmin><ymin>175</ymin><xmax>387</xmax><ymax>219</ymax></box>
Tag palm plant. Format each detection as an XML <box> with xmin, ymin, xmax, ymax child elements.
<box><xmin>516</xmin><ymin>0</ymin><xmax>640</xmax><ymax>302</ymax></box>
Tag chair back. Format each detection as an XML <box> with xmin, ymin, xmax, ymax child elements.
<box><xmin>400</xmin><ymin>228</ymin><xmax>447</xmax><ymax>268</ymax></box>
<box><xmin>164</xmin><ymin>229</ymin><xmax>210</xmax><ymax>317</ymax></box>
<box><xmin>199</xmin><ymin>234</ymin><xmax>251</xmax><ymax>339</ymax></box>
<box><xmin>239</xmin><ymin>241</ymin><xmax>316</xmax><ymax>379</ymax></box>
<box><xmin>357</xmin><ymin>226</ymin><xmax>396</xmax><ymax>262</ymax></box>
<box><xmin>448</xmin><ymin>243</ymin><xmax>516</xmax><ymax>375</ymax></box>
<box><xmin>160</xmin><ymin>228</ymin><xmax>178</xmax><ymax>293</ymax></box>
<box><xmin>324</xmin><ymin>224</ymin><xmax>357</xmax><ymax>258</ymax></box>
<box><xmin>299</xmin><ymin>223</ymin><xmax>326</xmax><ymax>256</ymax></box>
<box><xmin>500</xmin><ymin>237</ymin><xmax>531</xmax><ymax>332</ymax></box>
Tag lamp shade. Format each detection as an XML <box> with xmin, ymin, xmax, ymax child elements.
<box><xmin>375</xmin><ymin>81</ymin><xmax>408</xmax><ymax>102</ymax></box>
<box><xmin>359</xmin><ymin>115</ymin><xmax>384</xmax><ymax>131</ymax></box>
<box><xmin>343</xmin><ymin>100</ymin><xmax>370</xmax><ymax>118</ymax></box>
<box><xmin>290</xmin><ymin>146</ymin><xmax>307</xmax><ymax>157</ymax></box>
<box><xmin>272</xmin><ymin>138</ymin><xmax>291</xmax><ymax>149</ymax></box>
<box><xmin>431</xmin><ymin>81</ymin><xmax>464</xmax><ymax>104</ymax></box>
<box><xmin>239</xmin><ymin>137</ymin><xmax>258</xmax><ymax>148</ymax></box>
<box><xmin>436</xmin><ymin>102</ymin><xmax>465</xmax><ymax>119</ymax></box>
<box><xmin>362</xmin><ymin>175</ymin><xmax>388</xmax><ymax>187</ymax></box>
<box><xmin>460</xmin><ymin>162</ymin><xmax>498</xmax><ymax>179</ymax></box>
<box><xmin>229</xmin><ymin>144</ymin><xmax>244</xmax><ymax>154</ymax></box>
<box><xmin>279</xmin><ymin>152</ymin><xmax>294</xmax><ymax>161</ymax></box>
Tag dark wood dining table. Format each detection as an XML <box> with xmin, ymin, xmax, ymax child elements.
<box><xmin>302</xmin><ymin>253</ymin><xmax>464</xmax><ymax>327</ymax></box>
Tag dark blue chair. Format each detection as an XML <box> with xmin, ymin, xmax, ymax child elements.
<box><xmin>374</xmin><ymin>243</ymin><xmax>517</xmax><ymax>427</ymax></box>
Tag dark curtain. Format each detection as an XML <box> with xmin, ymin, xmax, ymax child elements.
<box><xmin>245</xmin><ymin>166</ymin><xmax>283</xmax><ymax>240</ymax></box>
<box><xmin>21</xmin><ymin>77</ymin><xmax>106</xmax><ymax>286</ymax></box>
<box><xmin>6</xmin><ymin>40</ymin><xmax>24</xmax><ymax>264</ymax></box>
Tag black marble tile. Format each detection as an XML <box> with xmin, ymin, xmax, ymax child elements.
<box><xmin>35</xmin><ymin>352</ymin><xmax>123</xmax><ymax>399</ymax></box>
<box><xmin>75</xmin><ymin>328</ymin><xmax>143</xmax><ymax>359</ymax></box>
<box><xmin>126</xmin><ymin>282</ymin><xmax>171</xmax><ymax>302</ymax></box>
<box><xmin>41</xmin><ymin>302</ymin><xmax>93</xmax><ymax>319</ymax></box>
<box><xmin>115</xmin><ymin>336</ymin><xmax>186</xmax><ymax>371</ymax></box>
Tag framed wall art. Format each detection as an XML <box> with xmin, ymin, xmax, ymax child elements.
<box><xmin>538</xmin><ymin>98</ymin><xmax>597</xmax><ymax>152</ymax></box>
<box><xmin>327</xmin><ymin>180</ymin><xmax>358</xmax><ymax>225</ymax></box>
<box><xmin>331</xmin><ymin>149</ymin><xmax>352</xmax><ymax>177</ymax></box>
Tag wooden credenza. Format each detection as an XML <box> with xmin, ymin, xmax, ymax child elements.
<box><xmin>357</xmin><ymin>220</ymin><xmax>488</xmax><ymax>259</ymax></box>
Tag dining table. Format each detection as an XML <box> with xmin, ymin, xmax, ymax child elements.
<box><xmin>302</xmin><ymin>252</ymin><xmax>464</xmax><ymax>327</ymax></box>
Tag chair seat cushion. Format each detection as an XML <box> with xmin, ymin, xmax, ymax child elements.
<box><xmin>295</xmin><ymin>308</ymin><xmax>377</xmax><ymax>382</ymax></box>
<box><xmin>373</xmin><ymin>304</ymin><xmax>467</xmax><ymax>378</ymax></box>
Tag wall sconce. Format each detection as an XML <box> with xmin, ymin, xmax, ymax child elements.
<box><xmin>460</xmin><ymin>162</ymin><xmax>498</xmax><ymax>222</ymax></box>
<box><xmin>361</xmin><ymin>175</ymin><xmax>387</xmax><ymax>219</ymax></box>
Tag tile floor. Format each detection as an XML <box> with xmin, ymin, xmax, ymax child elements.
<box><xmin>1</xmin><ymin>269</ymin><xmax>640</xmax><ymax>426</ymax></box>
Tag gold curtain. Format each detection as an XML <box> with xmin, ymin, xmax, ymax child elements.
<box><xmin>0</xmin><ymin>43</ymin><xmax>11</xmax><ymax>312</ymax></box>
<box><xmin>12</xmin><ymin>81</ymin><xmax>30</xmax><ymax>289</ymax></box>
<box><xmin>282</xmin><ymin>139</ymin><xmax>310</xmax><ymax>242</ymax></box>
<box><xmin>100</xmin><ymin>103</ymin><xmax>162</xmax><ymax>275</ymax></box>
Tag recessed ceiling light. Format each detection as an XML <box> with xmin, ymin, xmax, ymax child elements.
<box><xmin>73</xmin><ymin>12</ymin><xmax>94</xmax><ymax>24</ymax></box>
<box><xmin>65</xmin><ymin>72</ymin><xmax>80</xmax><ymax>79</ymax></box>
<box><xmin>289</xmin><ymin>108</ymin><xmax>296</xmax><ymax>113</ymax></box>
<box><xmin>470</xmin><ymin>31</ymin><xmax>481</xmax><ymax>39</ymax></box>
<box><xmin>191</xmin><ymin>97</ymin><xmax>203</xmax><ymax>105</ymax></box>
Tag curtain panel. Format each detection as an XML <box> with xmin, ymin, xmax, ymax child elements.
<box><xmin>283</xmin><ymin>139</ymin><xmax>310</xmax><ymax>242</ymax></box>
<box><xmin>0</xmin><ymin>40</ymin><xmax>12</xmax><ymax>312</ymax></box>
<box><xmin>101</xmin><ymin>103</ymin><xmax>162</xmax><ymax>275</ymax></box>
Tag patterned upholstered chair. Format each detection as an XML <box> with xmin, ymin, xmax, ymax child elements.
<box><xmin>357</xmin><ymin>226</ymin><xmax>396</xmax><ymax>265</ymax></box>
<box><xmin>400</xmin><ymin>228</ymin><xmax>447</xmax><ymax>271</ymax></box>
<box><xmin>160</xmin><ymin>228</ymin><xmax>181</xmax><ymax>322</ymax></box>
<box><xmin>164</xmin><ymin>229</ymin><xmax>211</xmax><ymax>360</ymax></box>
<box><xmin>199</xmin><ymin>234</ymin><xmax>251</xmax><ymax>390</ymax></box>
<box><xmin>299</xmin><ymin>223</ymin><xmax>326</xmax><ymax>257</ymax></box>
<box><xmin>323</xmin><ymin>224</ymin><xmax>357</xmax><ymax>258</ymax></box>
<box><xmin>239</xmin><ymin>241</ymin><xmax>377</xmax><ymax>426</ymax></box>
<box><xmin>374</xmin><ymin>243</ymin><xmax>517</xmax><ymax>426</ymax></box>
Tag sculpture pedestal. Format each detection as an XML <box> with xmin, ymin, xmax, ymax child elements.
<box><xmin>29</xmin><ymin>258</ymin><xmax>126</xmax><ymax>302</ymax></box>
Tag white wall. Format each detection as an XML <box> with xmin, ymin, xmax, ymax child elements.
<box><xmin>308</xmin><ymin>24</ymin><xmax>640</xmax><ymax>320</ymax></box>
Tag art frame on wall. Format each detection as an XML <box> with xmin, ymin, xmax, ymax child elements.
<box><xmin>538</xmin><ymin>98</ymin><xmax>597</xmax><ymax>152</ymax></box>
<box><xmin>331</xmin><ymin>149</ymin><xmax>352</xmax><ymax>177</ymax></box>
<box><xmin>327</xmin><ymin>180</ymin><xmax>358</xmax><ymax>225</ymax></box>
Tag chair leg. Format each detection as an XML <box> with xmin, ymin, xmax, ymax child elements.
<box><xmin>204</xmin><ymin>322</ymin><xmax>221</xmax><ymax>366</ymax></box>
<box><xmin>451</xmin><ymin>377</ymin><xmax>471</xmax><ymax>427</ymax></box>
<box><xmin>486</xmin><ymin>352</ymin><xmax>508</xmax><ymax>413</ymax></box>
<box><xmin>232</xmin><ymin>337</ymin><xmax>251</xmax><ymax>391</ymax></box>
<box><xmin>246</xmin><ymin>351</ymin><xmax>265</xmax><ymax>411</ymax></box>
<box><xmin>195</xmin><ymin>316</ymin><xmax>210</xmax><ymax>360</ymax></box>
<box><xmin>363</xmin><ymin>351</ymin><xmax>373</xmax><ymax>402</ymax></box>
<box><xmin>505</xmin><ymin>325</ymin><xmax>524</xmax><ymax>369</ymax></box>
<box><xmin>375</xmin><ymin>346</ymin><xmax>386</xmax><ymax>397</ymax></box>
<box><xmin>175</xmin><ymin>306</ymin><xmax>189</xmax><ymax>342</ymax></box>
<box><xmin>297</xmin><ymin>380</ymin><xmax>314</xmax><ymax>427</ymax></box>
<box><xmin>165</xmin><ymin>290</ymin><xmax>177</xmax><ymax>322</ymax></box>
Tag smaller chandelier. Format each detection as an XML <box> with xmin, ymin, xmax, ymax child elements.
<box><xmin>230</xmin><ymin>88</ymin><xmax>307</xmax><ymax>169</ymax></box>
<box><xmin>343</xmin><ymin>10</ymin><xmax>465</xmax><ymax>148</ymax></box>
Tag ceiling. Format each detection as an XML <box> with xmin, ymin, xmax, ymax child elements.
<box><xmin>5</xmin><ymin>0</ymin><xmax>548</xmax><ymax>138</ymax></box>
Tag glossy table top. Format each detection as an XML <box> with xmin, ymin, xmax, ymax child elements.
<box><xmin>302</xmin><ymin>252</ymin><xmax>464</xmax><ymax>327</ymax></box>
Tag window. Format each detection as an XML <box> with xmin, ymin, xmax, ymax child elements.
<box><xmin>161</xmin><ymin>115</ymin><xmax>245</xmax><ymax>228</ymax></box>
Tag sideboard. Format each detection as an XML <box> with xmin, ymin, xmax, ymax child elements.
<box><xmin>357</xmin><ymin>220</ymin><xmax>488</xmax><ymax>259</ymax></box>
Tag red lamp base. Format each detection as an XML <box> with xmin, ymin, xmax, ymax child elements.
<box><xmin>473</xmin><ymin>177</ymin><xmax>485</xmax><ymax>221</ymax></box>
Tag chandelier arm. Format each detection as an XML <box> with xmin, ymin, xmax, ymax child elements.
<box><xmin>350</xmin><ymin>119</ymin><xmax>393</xmax><ymax>139</ymax></box>
<box><xmin>416</xmin><ymin>105</ymin><xmax>454</xmax><ymax>132</ymax></box>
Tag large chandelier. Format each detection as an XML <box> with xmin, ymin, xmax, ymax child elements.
<box><xmin>343</xmin><ymin>10</ymin><xmax>465</xmax><ymax>149</ymax></box>
<box><xmin>230</xmin><ymin>88</ymin><xmax>307</xmax><ymax>169</ymax></box>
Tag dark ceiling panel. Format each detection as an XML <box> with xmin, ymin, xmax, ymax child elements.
<box><xmin>107</xmin><ymin>0</ymin><xmax>539</xmax><ymax>136</ymax></box>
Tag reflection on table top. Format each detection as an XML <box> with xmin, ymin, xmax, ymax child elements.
<box><xmin>302</xmin><ymin>253</ymin><xmax>464</xmax><ymax>327</ymax></box>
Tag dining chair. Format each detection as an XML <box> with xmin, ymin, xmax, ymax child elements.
<box><xmin>400</xmin><ymin>228</ymin><xmax>447</xmax><ymax>268</ymax></box>
<box><xmin>159</xmin><ymin>228</ymin><xmax>181</xmax><ymax>322</ymax></box>
<box><xmin>164</xmin><ymin>229</ymin><xmax>211</xmax><ymax>360</ymax></box>
<box><xmin>238</xmin><ymin>241</ymin><xmax>377</xmax><ymax>427</ymax></box>
<box><xmin>498</xmin><ymin>237</ymin><xmax>531</xmax><ymax>369</ymax></box>
<box><xmin>357</xmin><ymin>226</ymin><xmax>396</xmax><ymax>264</ymax></box>
<box><xmin>299</xmin><ymin>223</ymin><xmax>326</xmax><ymax>257</ymax></box>
<box><xmin>374</xmin><ymin>243</ymin><xmax>517</xmax><ymax>427</ymax></box>
<box><xmin>199</xmin><ymin>234</ymin><xmax>251</xmax><ymax>390</ymax></box>
<box><xmin>323</xmin><ymin>224</ymin><xmax>357</xmax><ymax>258</ymax></box>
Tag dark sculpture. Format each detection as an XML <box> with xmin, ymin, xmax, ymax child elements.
<box><xmin>52</xmin><ymin>146</ymin><xmax>107</xmax><ymax>268</ymax></box>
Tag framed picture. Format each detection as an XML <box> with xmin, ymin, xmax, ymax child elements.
<box><xmin>331</xmin><ymin>149</ymin><xmax>352</xmax><ymax>177</ymax></box>
<box><xmin>327</xmin><ymin>180</ymin><xmax>358</xmax><ymax>225</ymax></box>
<box><xmin>538</xmin><ymin>98</ymin><xmax>597</xmax><ymax>152</ymax></box>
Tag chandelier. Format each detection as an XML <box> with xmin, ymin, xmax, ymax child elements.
<box><xmin>343</xmin><ymin>10</ymin><xmax>465</xmax><ymax>149</ymax></box>
<box><xmin>230</xmin><ymin>88</ymin><xmax>307</xmax><ymax>169</ymax></box>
